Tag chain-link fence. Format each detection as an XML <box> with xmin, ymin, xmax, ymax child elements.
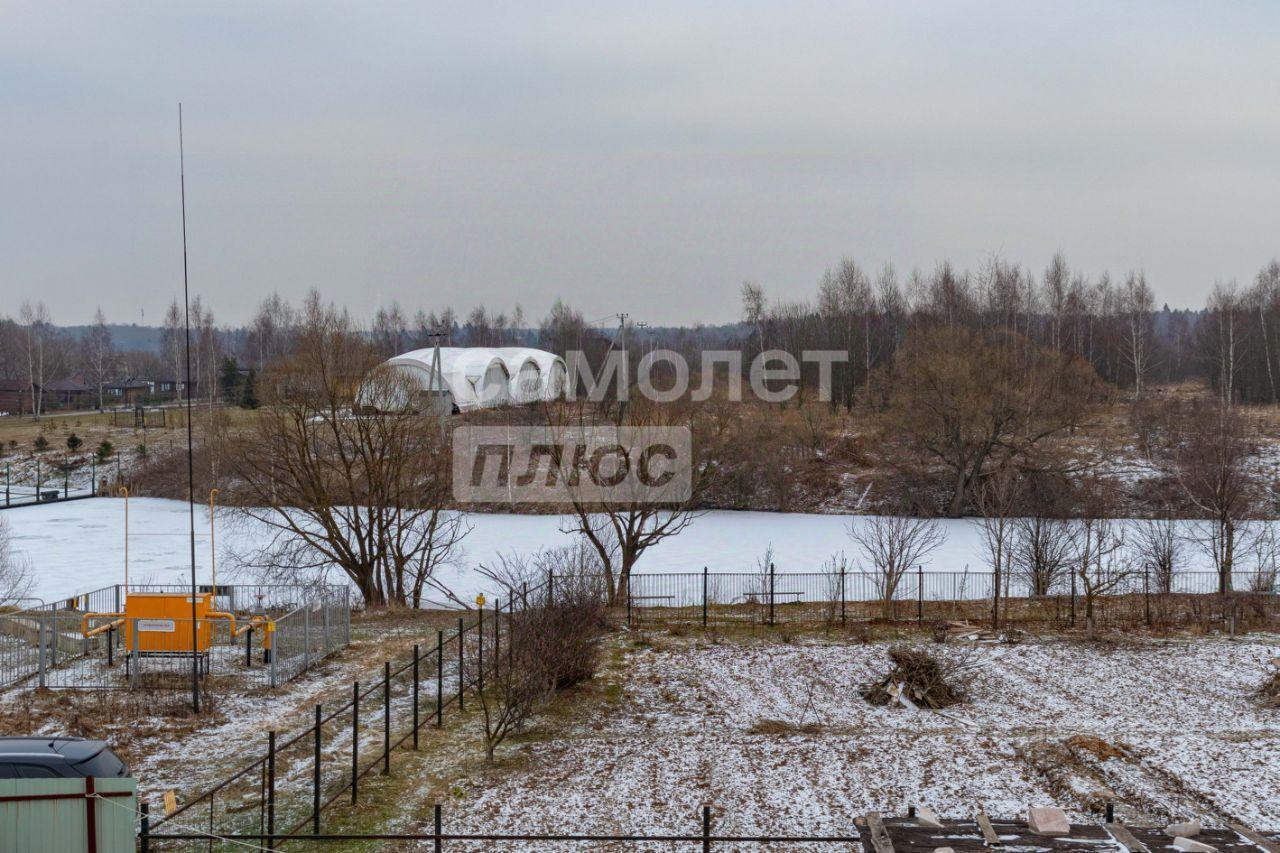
<box><xmin>0</xmin><ymin>584</ymin><xmax>350</xmax><ymax>691</ymax></box>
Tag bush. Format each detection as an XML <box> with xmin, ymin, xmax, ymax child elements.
<box><xmin>33</xmin><ymin>435</ymin><xmax>48</xmax><ymax>453</ymax></box>
<box><xmin>476</xmin><ymin>544</ymin><xmax>609</xmax><ymax>761</ymax></box>
<box><xmin>96</xmin><ymin>440</ymin><xmax>114</xmax><ymax>462</ymax></box>
<box><xmin>66</xmin><ymin>433</ymin><xmax>83</xmax><ymax>452</ymax></box>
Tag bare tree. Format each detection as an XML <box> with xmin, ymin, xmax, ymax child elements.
<box><xmin>161</xmin><ymin>300</ymin><xmax>184</xmax><ymax>400</ymax></box>
<box><xmin>1171</xmin><ymin>401</ymin><xmax>1258</xmax><ymax>593</ymax></box>
<box><xmin>974</xmin><ymin>467</ymin><xmax>1020</xmax><ymax>628</ymax></box>
<box><xmin>849</xmin><ymin>515</ymin><xmax>945</xmax><ymax>619</ymax></box>
<box><xmin>1133</xmin><ymin>516</ymin><xmax>1180</xmax><ymax>594</ymax></box>
<box><xmin>549</xmin><ymin>395</ymin><xmax>709</xmax><ymax>605</ymax></box>
<box><xmin>1011</xmin><ymin>516</ymin><xmax>1073</xmax><ymax>597</ymax></box>
<box><xmin>82</xmin><ymin>307</ymin><xmax>114</xmax><ymax>410</ymax></box>
<box><xmin>1068</xmin><ymin>481</ymin><xmax>1131</xmax><ymax>635</ymax></box>
<box><xmin>884</xmin><ymin>325</ymin><xmax>1099</xmax><ymax>516</ymax></box>
<box><xmin>1120</xmin><ymin>271</ymin><xmax>1155</xmax><ymax>397</ymax></box>
<box><xmin>0</xmin><ymin>517</ymin><xmax>33</xmax><ymax>607</ymax></box>
<box><xmin>223</xmin><ymin>299</ymin><xmax>467</xmax><ymax>607</ymax></box>
<box><xmin>1248</xmin><ymin>522</ymin><xmax>1280</xmax><ymax>593</ymax></box>
<box><xmin>18</xmin><ymin>301</ymin><xmax>57</xmax><ymax>419</ymax></box>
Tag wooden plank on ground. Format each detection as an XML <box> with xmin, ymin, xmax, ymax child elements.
<box><xmin>1230</xmin><ymin>824</ymin><xmax>1280</xmax><ymax>853</ymax></box>
<box><xmin>1107</xmin><ymin>822</ymin><xmax>1150</xmax><ymax>853</ymax></box>
<box><xmin>866</xmin><ymin>811</ymin><xmax>896</xmax><ymax>853</ymax></box>
<box><xmin>976</xmin><ymin>812</ymin><xmax>1001</xmax><ymax>847</ymax></box>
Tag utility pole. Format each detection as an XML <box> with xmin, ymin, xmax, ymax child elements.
<box><xmin>616</xmin><ymin>313</ymin><xmax>630</xmax><ymax>419</ymax></box>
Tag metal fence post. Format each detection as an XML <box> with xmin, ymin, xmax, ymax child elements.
<box><xmin>344</xmin><ymin>587</ymin><xmax>351</xmax><ymax>647</ymax></box>
<box><xmin>436</xmin><ymin>630</ymin><xmax>444</xmax><ymax>727</ymax></box>
<box><xmin>266</xmin><ymin>730</ymin><xmax>276</xmax><ymax>851</ymax></box>
<box><xmin>303</xmin><ymin>605</ymin><xmax>311</xmax><ymax>672</ymax></box>
<box><xmin>434</xmin><ymin>803</ymin><xmax>443</xmax><ymax>853</ymax></box>
<box><xmin>840</xmin><ymin>563</ymin><xmax>846</xmax><ymax>626</ymax></box>
<box><xmin>768</xmin><ymin>562</ymin><xmax>776</xmax><ymax>626</ymax></box>
<box><xmin>313</xmin><ymin>704</ymin><xmax>322</xmax><ymax>835</ymax></box>
<box><xmin>140</xmin><ymin>802</ymin><xmax>150</xmax><ymax>853</ymax></box>
<box><xmin>917</xmin><ymin>565</ymin><xmax>924</xmax><ymax>625</ymax></box>
<box><xmin>1144</xmin><ymin>565</ymin><xmax>1151</xmax><ymax>626</ymax></box>
<box><xmin>625</xmin><ymin>573</ymin><xmax>632</xmax><ymax>626</ymax></box>
<box><xmin>383</xmin><ymin>660</ymin><xmax>391</xmax><ymax>775</ymax></box>
<box><xmin>412</xmin><ymin>644</ymin><xmax>421</xmax><ymax>750</ymax></box>
<box><xmin>37</xmin><ymin>617</ymin><xmax>46</xmax><ymax>688</ymax></box>
<box><xmin>457</xmin><ymin>618</ymin><xmax>465</xmax><ymax>711</ymax></box>
<box><xmin>702</xmin><ymin>566</ymin><xmax>708</xmax><ymax>627</ymax></box>
<box><xmin>269</xmin><ymin>622</ymin><xmax>279</xmax><ymax>688</ymax></box>
<box><xmin>702</xmin><ymin>805</ymin><xmax>711</xmax><ymax>853</ymax></box>
<box><xmin>493</xmin><ymin>599</ymin><xmax>500</xmax><ymax>682</ymax></box>
<box><xmin>351</xmin><ymin>680</ymin><xmax>360</xmax><ymax>804</ymax></box>
<box><xmin>477</xmin><ymin>604</ymin><xmax>485</xmax><ymax>693</ymax></box>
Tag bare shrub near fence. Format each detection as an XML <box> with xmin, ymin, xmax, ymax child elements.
<box><xmin>820</xmin><ymin>552</ymin><xmax>848</xmax><ymax>625</ymax></box>
<box><xmin>849</xmin><ymin>515</ymin><xmax>945</xmax><ymax>619</ymax></box>
<box><xmin>478</xmin><ymin>553</ymin><xmax>608</xmax><ymax>762</ymax></box>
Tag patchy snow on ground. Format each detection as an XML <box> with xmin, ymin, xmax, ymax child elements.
<box><xmin>435</xmin><ymin>634</ymin><xmax>1280</xmax><ymax>845</ymax></box>
<box><xmin>4</xmin><ymin>498</ymin><xmax>1260</xmax><ymax>604</ymax></box>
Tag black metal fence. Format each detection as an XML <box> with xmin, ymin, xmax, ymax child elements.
<box><xmin>625</xmin><ymin>565</ymin><xmax>1280</xmax><ymax>631</ymax></box>
<box><xmin>0</xmin><ymin>454</ymin><xmax>102</xmax><ymax>509</ymax></box>
<box><xmin>142</xmin><ymin>588</ymin><xmax>528</xmax><ymax>850</ymax></box>
<box><xmin>142</xmin><ymin>803</ymin><xmax>862</xmax><ymax>849</ymax></box>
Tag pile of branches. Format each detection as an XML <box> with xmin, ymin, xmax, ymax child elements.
<box><xmin>860</xmin><ymin>645</ymin><xmax>975</xmax><ymax>710</ymax></box>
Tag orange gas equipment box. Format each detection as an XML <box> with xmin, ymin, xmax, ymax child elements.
<box><xmin>126</xmin><ymin>592</ymin><xmax>213</xmax><ymax>653</ymax></box>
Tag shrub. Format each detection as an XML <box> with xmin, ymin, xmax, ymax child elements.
<box><xmin>33</xmin><ymin>435</ymin><xmax>49</xmax><ymax>453</ymax></box>
<box><xmin>66</xmin><ymin>433</ymin><xmax>83</xmax><ymax>452</ymax></box>
<box><xmin>96</xmin><ymin>440</ymin><xmax>114</xmax><ymax>462</ymax></box>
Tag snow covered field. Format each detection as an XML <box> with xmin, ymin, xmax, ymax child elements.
<box><xmin>437</xmin><ymin>634</ymin><xmax>1280</xmax><ymax>844</ymax></box>
<box><xmin>1</xmin><ymin>497</ymin><xmax>1257</xmax><ymax>604</ymax></box>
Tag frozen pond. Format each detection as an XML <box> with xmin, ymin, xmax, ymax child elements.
<box><xmin>0</xmin><ymin>497</ymin><xmax>1258</xmax><ymax>605</ymax></box>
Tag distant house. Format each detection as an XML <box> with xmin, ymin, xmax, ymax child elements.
<box><xmin>104</xmin><ymin>378</ymin><xmax>155</xmax><ymax>405</ymax></box>
<box><xmin>154</xmin><ymin>378</ymin><xmax>196</xmax><ymax>400</ymax></box>
<box><xmin>44</xmin><ymin>377</ymin><xmax>94</xmax><ymax>410</ymax></box>
<box><xmin>0</xmin><ymin>380</ymin><xmax>35</xmax><ymax>416</ymax></box>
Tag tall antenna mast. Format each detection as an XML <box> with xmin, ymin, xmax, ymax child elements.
<box><xmin>178</xmin><ymin>103</ymin><xmax>201</xmax><ymax>714</ymax></box>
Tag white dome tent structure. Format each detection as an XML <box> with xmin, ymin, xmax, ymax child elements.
<box><xmin>495</xmin><ymin>348</ymin><xmax>543</xmax><ymax>403</ymax></box>
<box><xmin>494</xmin><ymin>347</ymin><xmax>567</xmax><ymax>402</ymax></box>
<box><xmin>366</xmin><ymin>346</ymin><xmax>570</xmax><ymax>413</ymax></box>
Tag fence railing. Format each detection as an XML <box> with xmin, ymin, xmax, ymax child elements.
<box><xmin>146</xmin><ymin>585</ymin><xmax>533</xmax><ymax>847</ymax></box>
<box><xmin>143</xmin><ymin>802</ymin><xmax>863</xmax><ymax>848</ymax></box>
<box><xmin>624</xmin><ymin>565</ymin><xmax>1280</xmax><ymax>630</ymax></box>
<box><xmin>0</xmin><ymin>455</ymin><xmax>102</xmax><ymax>509</ymax></box>
<box><xmin>0</xmin><ymin>584</ymin><xmax>350</xmax><ymax>690</ymax></box>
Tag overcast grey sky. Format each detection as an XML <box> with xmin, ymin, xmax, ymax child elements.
<box><xmin>2</xmin><ymin>2</ymin><xmax>1278</xmax><ymax>327</ymax></box>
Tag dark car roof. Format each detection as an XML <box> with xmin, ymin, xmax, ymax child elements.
<box><xmin>0</xmin><ymin>736</ymin><xmax>107</xmax><ymax>763</ymax></box>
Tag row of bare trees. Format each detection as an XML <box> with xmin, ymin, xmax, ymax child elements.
<box><xmin>736</xmin><ymin>255</ymin><xmax>1280</xmax><ymax>407</ymax></box>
